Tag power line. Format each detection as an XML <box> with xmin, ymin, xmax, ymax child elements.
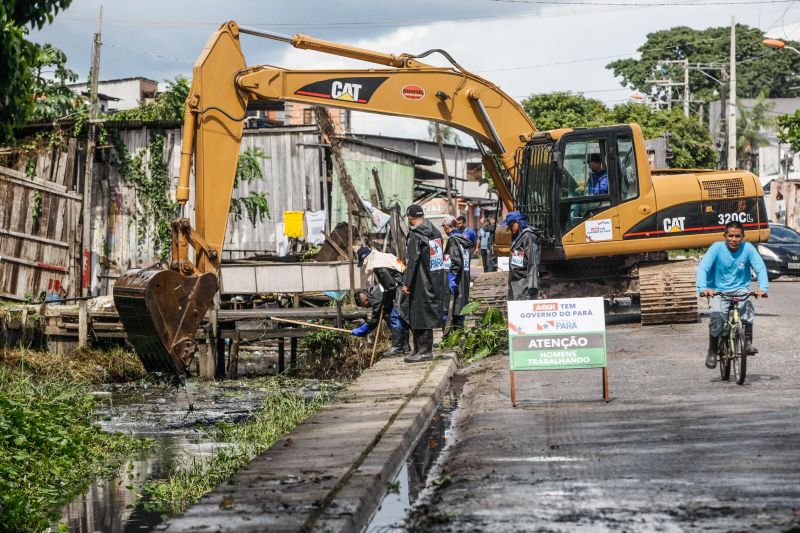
<box><xmin>490</xmin><ymin>0</ymin><xmax>796</xmax><ymax>5</ymax></box>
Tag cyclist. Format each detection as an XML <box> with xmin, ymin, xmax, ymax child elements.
<box><xmin>696</xmin><ymin>220</ymin><xmax>769</xmax><ymax>369</ymax></box>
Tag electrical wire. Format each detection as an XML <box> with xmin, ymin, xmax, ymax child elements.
<box><xmin>489</xmin><ymin>0</ymin><xmax>796</xmax><ymax>5</ymax></box>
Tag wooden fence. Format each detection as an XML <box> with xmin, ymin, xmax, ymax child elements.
<box><xmin>0</xmin><ymin>139</ymin><xmax>83</xmax><ymax>300</ymax></box>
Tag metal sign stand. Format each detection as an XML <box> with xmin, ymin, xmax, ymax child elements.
<box><xmin>510</xmin><ymin>368</ymin><xmax>609</xmax><ymax>407</ymax></box>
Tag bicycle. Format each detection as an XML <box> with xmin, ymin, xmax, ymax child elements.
<box><xmin>713</xmin><ymin>291</ymin><xmax>757</xmax><ymax>385</ymax></box>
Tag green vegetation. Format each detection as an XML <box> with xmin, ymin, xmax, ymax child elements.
<box><xmin>231</xmin><ymin>146</ymin><xmax>271</xmax><ymax>226</ymax></box>
<box><xmin>606</xmin><ymin>24</ymin><xmax>800</xmax><ymax>103</ymax></box>
<box><xmin>522</xmin><ymin>92</ymin><xmax>716</xmax><ymax>168</ymax></box>
<box><xmin>30</xmin><ymin>43</ymin><xmax>81</xmax><ymax>123</ymax></box>
<box><xmin>441</xmin><ymin>305</ymin><xmax>507</xmax><ymax>364</ymax></box>
<box><xmin>0</xmin><ymin>0</ymin><xmax>74</xmax><ymax>143</ymax></box>
<box><xmin>299</xmin><ymin>329</ymin><xmax>369</xmax><ymax>381</ymax></box>
<box><xmin>737</xmin><ymin>94</ymin><xmax>775</xmax><ymax>171</ymax></box>
<box><xmin>778</xmin><ymin>110</ymin><xmax>800</xmax><ymax>151</ymax></box>
<box><xmin>142</xmin><ymin>378</ymin><xmax>329</xmax><ymax>514</ymax></box>
<box><xmin>668</xmin><ymin>248</ymin><xmax>705</xmax><ymax>259</ymax></box>
<box><xmin>110</xmin><ymin>76</ymin><xmax>190</xmax><ymax>122</ymax></box>
<box><xmin>1</xmin><ymin>347</ymin><xmax>146</xmax><ymax>383</ymax></box>
<box><xmin>110</xmin><ymin>129</ymin><xmax>176</xmax><ymax>260</ymax></box>
<box><xmin>0</xmin><ymin>365</ymin><xmax>148</xmax><ymax>532</ymax></box>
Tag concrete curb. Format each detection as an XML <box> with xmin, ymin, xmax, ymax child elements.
<box><xmin>161</xmin><ymin>354</ymin><xmax>457</xmax><ymax>532</ymax></box>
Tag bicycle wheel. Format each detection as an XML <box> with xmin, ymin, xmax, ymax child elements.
<box><xmin>733</xmin><ymin>325</ymin><xmax>747</xmax><ymax>385</ymax></box>
<box><xmin>719</xmin><ymin>339</ymin><xmax>731</xmax><ymax>381</ymax></box>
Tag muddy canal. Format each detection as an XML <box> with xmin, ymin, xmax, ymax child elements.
<box><xmin>56</xmin><ymin>378</ymin><xmax>341</xmax><ymax>532</ymax></box>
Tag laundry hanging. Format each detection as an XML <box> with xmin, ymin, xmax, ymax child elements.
<box><xmin>283</xmin><ymin>211</ymin><xmax>305</xmax><ymax>239</ymax></box>
<box><xmin>305</xmin><ymin>210</ymin><xmax>326</xmax><ymax>245</ymax></box>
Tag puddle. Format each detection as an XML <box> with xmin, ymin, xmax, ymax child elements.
<box><xmin>55</xmin><ymin>378</ymin><xmax>339</xmax><ymax>532</ymax></box>
<box><xmin>366</xmin><ymin>373</ymin><xmax>465</xmax><ymax>532</ymax></box>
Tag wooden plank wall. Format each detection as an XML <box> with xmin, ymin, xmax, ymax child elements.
<box><xmin>225</xmin><ymin>127</ymin><xmax>323</xmax><ymax>259</ymax></box>
<box><xmin>1</xmin><ymin>123</ymin><xmax>325</xmax><ymax>299</ymax></box>
<box><xmin>0</xmin><ymin>139</ymin><xmax>82</xmax><ymax>300</ymax></box>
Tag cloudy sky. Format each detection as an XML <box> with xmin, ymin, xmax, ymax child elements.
<box><xmin>31</xmin><ymin>0</ymin><xmax>800</xmax><ymax>141</ymax></box>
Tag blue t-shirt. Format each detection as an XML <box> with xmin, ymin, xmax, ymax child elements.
<box><xmin>588</xmin><ymin>170</ymin><xmax>608</xmax><ymax>195</ymax></box>
<box><xmin>461</xmin><ymin>227</ymin><xmax>478</xmax><ymax>251</ymax></box>
<box><xmin>696</xmin><ymin>241</ymin><xmax>768</xmax><ymax>294</ymax></box>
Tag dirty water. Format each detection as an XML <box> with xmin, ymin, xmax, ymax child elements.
<box><xmin>56</xmin><ymin>378</ymin><xmax>339</xmax><ymax>532</ymax></box>
<box><xmin>366</xmin><ymin>374</ymin><xmax>465</xmax><ymax>533</ymax></box>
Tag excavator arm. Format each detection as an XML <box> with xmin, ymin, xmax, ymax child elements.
<box><xmin>113</xmin><ymin>20</ymin><xmax>537</xmax><ymax>380</ymax></box>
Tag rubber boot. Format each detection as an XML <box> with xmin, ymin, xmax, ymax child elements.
<box><xmin>705</xmin><ymin>335</ymin><xmax>719</xmax><ymax>369</ymax></box>
<box><xmin>409</xmin><ymin>330</ymin><xmax>420</xmax><ymax>356</ymax></box>
<box><xmin>402</xmin><ymin>329</ymin><xmax>411</xmax><ymax>353</ymax></box>
<box><xmin>405</xmin><ymin>330</ymin><xmax>433</xmax><ymax>363</ymax></box>
<box><xmin>744</xmin><ymin>323</ymin><xmax>758</xmax><ymax>355</ymax></box>
<box><xmin>382</xmin><ymin>329</ymin><xmax>405</xmax><ymax>357</ymax></box>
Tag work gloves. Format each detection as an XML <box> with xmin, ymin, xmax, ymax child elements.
<box><xmin>448</xmin><ymin>272</ymin><xmax>458</xmax><ymax>295</ymax></box>
<box><xmin>351</xmin><ymin>323</ymin><xmax>370</xmax><ymax>337</ymax></box>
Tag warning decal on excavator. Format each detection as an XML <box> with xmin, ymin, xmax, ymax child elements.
<box><xmin>295</xmin><ymin>77</ymin><xmax>389</xmax><ymax>104</ymax></box>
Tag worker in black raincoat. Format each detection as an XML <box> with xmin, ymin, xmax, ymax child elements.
<box><xmin>441</xmin><ymin>216</ymin><xmax>472</xmax><ymax>329</ymax></box>
<box><xmin>500</xmin><ymin>211</ymin><xmax>540</xmax><ymax>301</ymax></box>
<box><xmin>400</xmin><ymin>204</ymin><xmax>445</xmax><ymax>362</ymax></box>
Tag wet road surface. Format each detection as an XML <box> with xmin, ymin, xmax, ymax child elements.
<box><xmin>410</xmin><ymin>279</ymin><xmax>800</xmax><ymax>531</ymax></box>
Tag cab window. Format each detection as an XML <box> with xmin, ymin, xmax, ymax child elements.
<box><xmin>616</xmin><ymin>136</ymin><xmax>639</xmax><ymax>201</ymax></box>
<box><xmin>561</xmin><ymin>139</ymin><xmax>609</xmax><ymax>199</ymax></box>
<box><xmin>559</xmin><ymin>138</ymin><xmax>612</xmax><ymax>232</ymax></box>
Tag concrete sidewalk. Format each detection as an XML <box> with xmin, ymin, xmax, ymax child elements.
<box><xmin>161</xmin><ymin>354</ymin><xmax>456</xmax><ymax>532</ymax></box>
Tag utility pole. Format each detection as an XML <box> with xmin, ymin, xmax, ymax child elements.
<box><xmin>683</xmin><ymin>58</ymin><xmax>690</xmax><ymax>118</ymax></box>
<box><xmin>81</xmin><ymin>4</ymin><xmax>102</xmax><ymax>301</ymax></box>
<box><xmin>727</xmin><ymin>16</ymin><xmax>737</xmax><ymax>170</ymax></box>
<box><xmin>78</xmin><ymin>5</ymin><xmax>102</xmax><ymax>347</ymax></box>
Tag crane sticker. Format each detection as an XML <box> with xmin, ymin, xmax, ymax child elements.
<box><xmin>401</xmin><ymin>85</ymin><xmax>426</xmax><ymax>101</ymax></box>
<box><xmin>429</xmin><ymin>239</ymin><xmax>444</xmax><ymax>271</ymax></box>
<box><xmin>295</xmin><ymin>77</ymin><xmax>388</xmax><ymax>104</ymax></box>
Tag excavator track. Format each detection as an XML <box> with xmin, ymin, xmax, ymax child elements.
<box><xmin>471</xmin><ymin>260</ymin><xmax>699</xmax><ymax>325</ymax></box>
<box><xmin>637</xmin><ymin>261</ymin><xmax>699</xmax><ymax>325</ymax></box>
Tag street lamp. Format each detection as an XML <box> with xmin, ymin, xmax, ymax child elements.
<box><xmin>762</xmin><ymin>38</ymin><xmax>800</xmax><ymax>55</ymax></box>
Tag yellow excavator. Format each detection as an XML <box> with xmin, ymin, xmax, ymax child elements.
<box><xmin>113</xmin><ymin>20</ymin><xmax>769</xmax><ymax>379</ymax></box>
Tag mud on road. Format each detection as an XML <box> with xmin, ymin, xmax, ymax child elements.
<box><xmin>410</xmin><ymin>279</ymin><xmax>800</xmax><ymax>532</ymax></box>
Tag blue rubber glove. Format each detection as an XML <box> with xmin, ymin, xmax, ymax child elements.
<box><xmin>351</xmin><ymin>323</ymin><xmax>369</xmax><ymax>337</ymax></box>
<box><xmin>448</xmin><ymin>272</ymin><xmax>458</xmax><ymax>295</ymax></box>
<box><xmin>442</xmin><ymin>313</ymin><xmax>449</xmax><ymax>323</ymax></box>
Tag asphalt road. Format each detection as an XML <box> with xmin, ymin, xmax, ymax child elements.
<box><xmin>410</xmin><ymin>278</ymin><xmax>800</xmax><ymax>532</ymax></box>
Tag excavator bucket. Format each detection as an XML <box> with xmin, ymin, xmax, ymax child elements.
<box><xmin>113</xmin><ymin>266</ymin><xmax>217</xmax><ymax>382</ymax></box>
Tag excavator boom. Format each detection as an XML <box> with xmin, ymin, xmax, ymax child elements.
<box><xmin>113</xmin><ymin>20</ymin><xmax>537</xmax><ymax>380</ymax></box>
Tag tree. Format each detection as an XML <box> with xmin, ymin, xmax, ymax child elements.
<box><xmin>428</xmin><ymin>122</ymin><xmax>456</xmax><ymax>214</ymax></box>
<box><xmin>607</xmin><ymin>102</ymin><xmax>717</xmax><ymax>169</ymax></box>
<box><xmin>606</xmin><ymin>25</ymin><xmax>800</xmax><ymax>107</ymax></box>
<box><xmin>520</xmin><ymin>92</ymin><xmax>717</xmax><ymax>169</ymax></box>
<box><xmin>0</xmin><ymin>0</ymin><xmax>73</xmax><ymax>143</ymax></box>
<box><xmin>30</xmin><ymin>43</ymin><xmax>81</xmax><ymax>122</ymax></box>
<box><xmin>521</xmin><ymin>92</ymin><xmax>607</xmax><ymax>130</ymax></box>
<box><xmin>736</xmin><ymin>94</ymin><xmax>775</xmax><ymax>171</ymax></box>
<box><xmin>778</xmin><ymin>110</ymin><xmax>800</xmax><ymax>152</ymax></box>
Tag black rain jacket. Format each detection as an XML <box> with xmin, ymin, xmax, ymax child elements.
<box><xmin>445</xmin><ymin>233</ymin><xmax>472</xmax><ymax>316</ymax></box>
<box><xmin>400</xmin><ymin>219</ymin><xmax>445</xmax><ymax>329</ymax></box>
<box><xmin>508</xmin><ymin>226</ymin><xmax>541</xmax><ymax>301</ymax></box>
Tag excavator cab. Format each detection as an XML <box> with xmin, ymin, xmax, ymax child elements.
<box><xmin>515</xmin><ymin>124</ymin><xmax>646</xmax><ymax>259</ymax></box>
